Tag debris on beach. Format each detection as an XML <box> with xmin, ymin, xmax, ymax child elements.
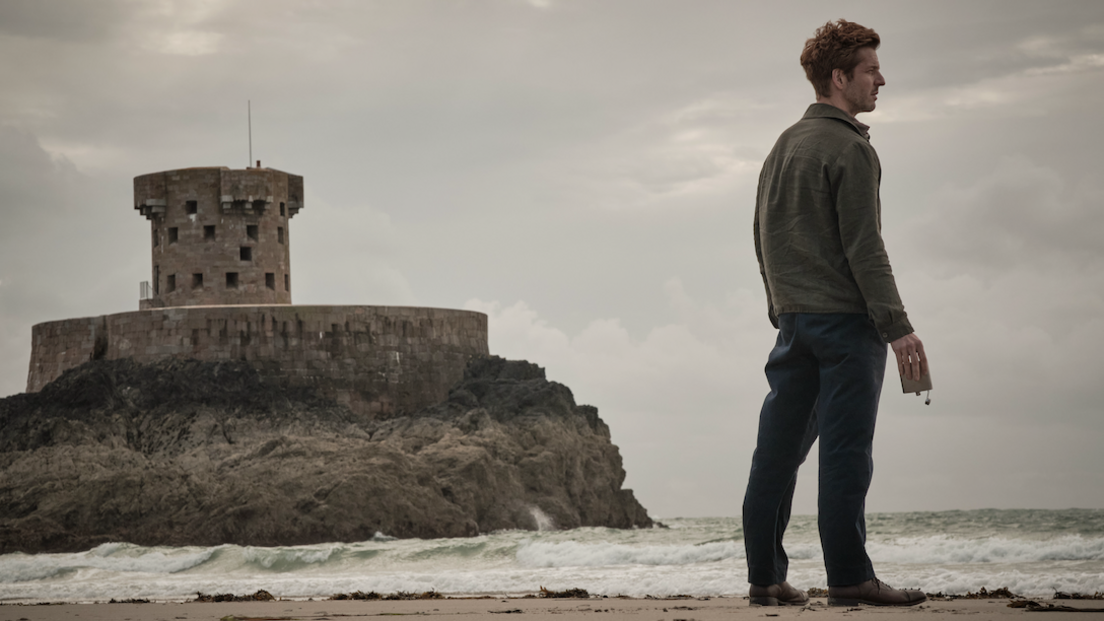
<box><xmin>1010</xmin><ymin>600</ymin><xmax>1104</xmax><ymax>612</ymax></box>
<box><xmin>328</xmin><ymin>590</ymin><xmax>442</xmax><ymax>601</ymax></box>
<box><xmin>194</xmin><ymin>590</ymin><xmax>275</xmax><ymax>603</ymax></box>
<box><xmin>1055</xmin><ymin>592</ymin><xmax>1104</xmax><ymax>600</ymax></box>
<box><xmin>329</xmin><ymin>591</ymin><xmax>382</xmax><ymax>600</ymax></box>
<box><xmin>539</xmin><ymin>586</ymin><xmax>589</xmax><ymax>598</ymax></box>
<box><xmin>926</xmin><ymin>586</ymin><xmax>1020</xmax><ymax>600</ymax></box>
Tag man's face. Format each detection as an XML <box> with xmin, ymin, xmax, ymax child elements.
<box><xmin>840</xmin><ymin>47</ymin><xmax>885</xmax><ymax>116</ymax></box>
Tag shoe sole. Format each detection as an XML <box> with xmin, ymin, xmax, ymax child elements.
<box><xmin>828</xmin><ymin>597</ymin><xmax>926</xmax><ymax>607</ymax></box>
<box><xmin>750</xmin><ymin>597</ymin><xmax>809</xmax><ymax>606</ymax></box>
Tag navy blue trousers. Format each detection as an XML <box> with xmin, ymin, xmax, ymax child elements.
<box><xmin>742</xmin><ymin>313</ymin><xmax>886</xmax><ymax>587</ymax></box>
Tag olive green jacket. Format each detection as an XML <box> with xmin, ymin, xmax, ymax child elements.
<box><xmin>754</xmin><ymin>103</ymin><xmax>913</xmax><ymax>343</ymax></box>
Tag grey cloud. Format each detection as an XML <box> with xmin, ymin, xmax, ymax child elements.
<box><xmin>0</xmin><ymin>128</ymin><xmax>142</xmax><ymax>396</ymax></box>
<box><xmin>910</xmin><ymin>156</ymin><xmax>1104</xmax><ymax>274</ymax></box>
<box><xmin>0</xmin><ymin>127</ymin><xmax>82</xmax><ymax>227</ymax></box>
<box><xmin>0</xmin><ymin>0</ymin><xmax>131</xmax><ymax>41</ymax></box>
<box><xmin>3</xmin><ymin>0</ymin><xmax>1104</xmax><ymax>513</ymax></box>
<box><xmin>877</xmin><ymin>2</ymin><xmax>1104</xmax><ymax>90</ymax></box>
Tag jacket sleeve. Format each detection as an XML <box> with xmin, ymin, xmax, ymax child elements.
<box><xmin>832</xmin><ymin>141</ymin><xmax>913</xmax><ymax>342</ymax></box>
<box><xmin>754</xmin><ymin>171</ymin><xmax>779</xmax><ymax>329</ymax></box>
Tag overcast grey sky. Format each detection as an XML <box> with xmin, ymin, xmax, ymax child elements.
<box><xmin>2</xmin><ymin>0</ymin><xmax>1103</xmax><ymax>518</ymax></box>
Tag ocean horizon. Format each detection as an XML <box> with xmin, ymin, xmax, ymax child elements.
<box><xmin>2</xmin><ymin>508</ymin><xmax>1102</xmax><ymax>604</ymax></box>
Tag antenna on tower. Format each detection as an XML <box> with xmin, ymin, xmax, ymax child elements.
<box><xmin>248</xmin><ymin>100</ymin><xmax>253</xmax><ymax>168</ymax></box>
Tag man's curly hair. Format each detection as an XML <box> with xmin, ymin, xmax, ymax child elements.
<box><xmin>800</xmin><ymin>19</ymin><xmax>880</xmax><ymax>99</ymax></box>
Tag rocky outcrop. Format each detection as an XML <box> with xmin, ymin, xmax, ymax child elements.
<box><xmin>0</xmin><ymin>356</ymin><xmax>652</xmax><ymax>553</ymax></box>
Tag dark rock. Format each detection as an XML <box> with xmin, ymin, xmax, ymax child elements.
<box><xmin>0</xmin><ymin>356</ymin><xmax>652</xmax><ymax>553</ymax></box>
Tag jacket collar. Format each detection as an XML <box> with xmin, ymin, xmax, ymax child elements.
<box><xmin>803</xmin><ymin>103</ymin><xmax>871</xmax><ymax>139</ymax></box>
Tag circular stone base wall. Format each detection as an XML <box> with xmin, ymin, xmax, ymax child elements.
<box><xmin>27</xmin><ymin>305</ymin><xmax>488</xmax><ymax>418</ymax></box>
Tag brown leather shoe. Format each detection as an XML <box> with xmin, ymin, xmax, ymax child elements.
<box><xmin>828</xmin><ymin>577</ymin><xmax>927</xmax><ymax>607</ymax></box>
<box><xmin>749</xmin><ymin>581</ymin><xmax>809</xmax><ymax>606</ymax></box>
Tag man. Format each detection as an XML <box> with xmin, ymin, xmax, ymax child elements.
<box><xmin>742</xmin><ymin>20</ymin><xmax>929</xmax><ymax>607</ymax></box>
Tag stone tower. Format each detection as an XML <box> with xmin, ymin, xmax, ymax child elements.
<box><xmin>134</xmin><ymin>166</ymin><xmax>303</xmax><ymax>308</ymax></box>
<box><xmin>29</xmin><ymin>162</ymin><xmax>488</xmax><ymax>417</ymax></box>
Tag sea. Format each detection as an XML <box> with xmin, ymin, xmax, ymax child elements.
<box><xmin>2</xmin><ymin>509</ymin><xmax>1103</xmax><ymax>603</ymax></box>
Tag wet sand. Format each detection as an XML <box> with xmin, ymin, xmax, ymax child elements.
<box><xmin>3</xmin><ymin>596</ymin><xmax>1102</xmax><ymax>621</ymax></box>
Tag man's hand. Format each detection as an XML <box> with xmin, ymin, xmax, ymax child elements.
<box><xmin>890</xmin><ymin>333</ymin><xmax>928</xmax><ymax>381</ymax></box>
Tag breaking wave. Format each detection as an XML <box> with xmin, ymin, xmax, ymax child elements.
<box><xmin>516</xmin><ymin>539</ymin><xmax>744</xmax><ymax>567</ymax></box>
<box><xmin>2</xmin><ymin>511</ymin><xmax>1103</xmax><ymax>602</ymax></box>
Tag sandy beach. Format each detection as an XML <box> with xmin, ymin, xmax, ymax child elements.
<box><xmin>3</xmin><ymin>596</ymin><xmax>1104</xmax><ymax>621</ymax></box>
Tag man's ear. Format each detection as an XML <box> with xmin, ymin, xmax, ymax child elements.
<box><xmin>831</xmin><ymin>68</ymin><xmax>846</xmax><ymax>91</ymax></box>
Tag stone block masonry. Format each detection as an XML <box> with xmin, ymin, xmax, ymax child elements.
<box><xmin>27</xmin><ymin>305</ymin><xmax>489</xmax><ymax>418</ymax></box>
<box><xmin>135</xmin><ymin>167</ymin><xmax>303</xmax><ymax>308</ymax></box>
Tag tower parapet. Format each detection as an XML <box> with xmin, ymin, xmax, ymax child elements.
<box><xmin>134</xmin><ymin>166</ymin><xmax>303</xmax><ymax>308</ymax></box>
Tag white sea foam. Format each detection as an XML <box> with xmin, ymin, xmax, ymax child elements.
<box><xmin>867</xmin><ymin>534</ymin><xmax>1104</xmax><ymax>564</ymax></box>
<box><xmin>529</xmin><ymin>507</ymin><xmax>555</xmax><ymax>532</ymax></box>
<box><xmin>3</xmin><ymin>559</ymin><xmax>1100</xmax><ymax>602</ymax></box>
<box><xmin>3</xmin><ymin>512</ymin><xmax>1104</xmax><ymax>603</ymax></box>
<box><xmin>516</xmin><ymin>539</ymin><xmax>743</xmax><ymax>567</ymax></box>
<box><xmin>510</xmin><ymin>534</ymin><xmax>1078</xmax><ymax>570</ymax></box>
<box><xmin>240</xmin><ymin>544</ymin><xmax>343</xmax><ymax>570</ymax></box>
<box><xmin>783</xmin><ymin>563</ymin><xmax>1104</xmax><ymax>599</ymax></box>
<box><xmin>0</xmin><ymin>543</ymin><xmax>217</xmax><ymax>584</ymax></box>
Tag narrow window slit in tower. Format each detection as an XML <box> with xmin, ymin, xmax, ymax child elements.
<box><xmin>278</xmin><ymin>227</ymin><xmax>284</xmax><ymax>244</ymax></box>
<box><xmin>240</xmin><ymin>246</ymin><xmax>253</xmax><ymax>261</ymax></box>
<box><xmin>247</xmin><ymin>225</ymin><xmax>258</xmax><ymax>241</ymax></box>
<box><xmin>226</xmin><ymin>272</ymin><xmax>239</xmax><ymax>288</ymax></box>
<box><xmin>168</xmin><ymin>227</ymin><xmax>178</xmax><ymax>243</ymax></box>
<box><xmin>192</xmin><ymin>273</ymin><xmax>203</xmax><ymax>289</ymax></box>
<box><xmin>265</xmin><ymin>273</ymin><xmax>275</xmax><ymax>290</ymax></box>
<box><xmin>280</xmin><ymin>202</ymin><xmax>286</xmax><ymax>216</ymax></box>
<box><xmin>153</xmin><ymin>229</ymin><xmax>160</xmax><ymax>247</ymax></box>
<box><xmin>285</xmin><ymin>274</ymin><xmax>290</xmax><ymax>292</ymax></box>
<box><xmin>204</xmin><ymin>225</ymin><xmax>215</xmax><ymax>240</ymax></box>
<box><xmin>185</xmin><ymin>200</ymin><xmax>198</xmax><ymax>215</ymax></box>
<box><xmin>167</xmin><ymin>274</ymin><xmax>176</xmax><ymax>292</ymax></box>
